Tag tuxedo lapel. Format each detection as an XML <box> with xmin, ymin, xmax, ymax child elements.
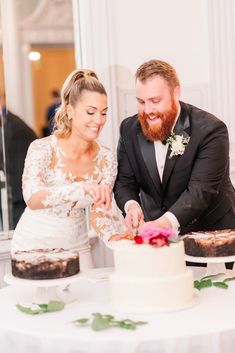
<box><xmin>162</xmin><ymin>102</ymin><xmax>190</xmax><ymax>191</ymax></box>
<box><xmin>137</xmin><ymin>131</ymin><xmax>162</xmax><ymax>196</ymax></box>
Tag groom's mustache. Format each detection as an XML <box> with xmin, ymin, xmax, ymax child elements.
<box><xmin>138</xmin><ymin>106</ymin><xmax>177</xmax><ymax>142</ymax></box>
<box><xmin>140</xmin><ymin>112</ymin><xmax>163</xmax><ymax>122</ymax></box>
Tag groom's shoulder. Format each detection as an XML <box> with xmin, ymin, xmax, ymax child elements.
<box><xmin>185</xmin><ymin>102</ymin><xmax>226</xmax><ymax>128</ymax></box>
<box><xmin>120</xmin><ymin>114</ymin><xmax>139</xmax><ymax>130</ymax></box>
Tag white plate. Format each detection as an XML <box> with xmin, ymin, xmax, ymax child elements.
<box><xmin>4</xmin><ymin>272</ymin><xmax>83</xmax><ymax>288</ymax></box>
<box><xmin>185</xmin><ymin>254</ymin><xmax>235</xmax><ymax>263</ymax></box>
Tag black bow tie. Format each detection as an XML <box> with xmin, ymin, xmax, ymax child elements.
<box><xmin>161</xmin><ymin>140</ymin><xmax>167</xmax><ymax>145</ymax></box>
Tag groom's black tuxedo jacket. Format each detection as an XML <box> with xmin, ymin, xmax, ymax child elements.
<box><xmin>114</xmin><ymin>102</ymin><xmax>235</xmax><ymax>234</ymax></box>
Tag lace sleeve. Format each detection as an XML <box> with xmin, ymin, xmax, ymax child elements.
<box><xmin>90</xmin><ymin>148</ymin><xmax>123</xmax><ymax>242</ymax></box>
<box><xmin>22</xmin><ymin>139</ymin><xmax>92</xmax><ymax>209</ymax></box>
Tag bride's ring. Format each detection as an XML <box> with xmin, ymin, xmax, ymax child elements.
<box><xmin>89</xmin><ymin>190</ymin><xmax>95</xmax><ymax>197</ymax></box>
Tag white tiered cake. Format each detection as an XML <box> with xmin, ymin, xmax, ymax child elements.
<box><xmin>110</xmin><ymin>229</ymin><xmax>195</xmax><ymax>312</ymax></box>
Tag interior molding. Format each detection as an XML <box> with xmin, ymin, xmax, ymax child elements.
<box><xmin>207</xmin><ymin>0</ymin><xmax>235</xmax><ymax>143</ymax></box>
<box><xmin>75</xmin><ymin>0</ymin><xmax>120</xmax><ymax>151</ymax></box>
<box><xmin>118</xmin><ymin>84</ymin><xmax>209</xmax><ymax>122</ymax></box>
<box><xmin>19</xmin><ymin>0</ymin><xmax>74</xmax><ymax>44</ymax></box>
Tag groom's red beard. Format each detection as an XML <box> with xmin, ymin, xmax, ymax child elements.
<box><xmin>138</xmin><ymin>101</ymin><xmax>178</xmax><ymax>142</ymax></box>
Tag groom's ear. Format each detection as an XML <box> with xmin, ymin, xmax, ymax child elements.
<box><xmin>173</xmin><ymin>86</ymin><xmax>181</xmax><ymax>101</ymax></box>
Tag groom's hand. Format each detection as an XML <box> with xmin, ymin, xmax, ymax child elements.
<box><xmin>125</xmin><ymin>203</ymin><xmax>144</xmax><ymax>234</ymax></box>
<box><xmin>143</xmin><ymin>216</ymin><xmax>173</xmax><ymax>230</ymax></box>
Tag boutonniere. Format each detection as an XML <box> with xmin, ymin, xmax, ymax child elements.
<box><xmin>166</xmin><ymin>133</ymin><xmax>190</xmax><ymax>159</ymax></box>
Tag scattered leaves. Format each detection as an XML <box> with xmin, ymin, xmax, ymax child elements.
<box><xmin>194</xmin><ymin>273</ymin><xmax>235</xmax><ymax>290</ymax></box>
<box><xmin>16</xmin><ymin>300</ymin><xmax>65</xmax><ymax>315</ymax></box>
<box><xmin>73</xmin><ymin>312</ymin><xmax>148</xmax><ymax>331</ymax></box>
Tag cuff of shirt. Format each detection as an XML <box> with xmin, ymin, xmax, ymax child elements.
<box><xmin>164</xmin><ymin>211</ymin><xmax>180</xmax><ymax>231</ymax></box>
<box><xmin>124</xmin><ymin>200</ymin><xmax>141</xmax><ymax>214</ymax></box>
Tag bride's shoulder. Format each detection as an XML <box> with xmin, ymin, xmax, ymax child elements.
<box><xmin>30</xmin><ymin>135</ymin><xmax>55</xmax><ymax>148</ymax></box>
<box><xmin>28</xmin><ymin>136</ymin><xmax>55</xmax><ymax>156</ymax></box>
<box><xmin>98</xmin><ymin>143</ymin><xmax>114</xmax><ymax>156</ymax></box>
<box><xmin>98</xmin><ymin>144</ymin><xmax>116</xmax><ymax>159</ymax></box>
<box><xmin>97</xmin><ymin>144</ymin><xmax>117</xmax><ymax>166</ymax></box>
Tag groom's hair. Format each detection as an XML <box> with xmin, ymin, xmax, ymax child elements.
<box><xmin>135</xmin><ymin>59</ymin><xmax>180</xmax><ymax>88</ymax></box>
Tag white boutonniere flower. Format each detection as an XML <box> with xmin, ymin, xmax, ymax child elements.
<box><xmin>166</xmin><ymin>133</ymin><xmax>190</xmax><ymax>159</ymax></box>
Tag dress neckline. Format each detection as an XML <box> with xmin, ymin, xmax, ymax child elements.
<box><xmin>50</xmin><ymin>134</ymin><xmax>104</xmax><ymax>183</ymax></box>
<box><xmin>51</xmin><ymin>134</ymin><xmax>102</xmax><ymax>162</ymax></box>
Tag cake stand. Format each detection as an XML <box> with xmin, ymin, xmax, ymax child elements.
<box><xmin>185</xmin><ymin>255</ymin><xmax>235</xmax><ymax>276</ymax></box>
<box><xmin>4</xmin><ymin>272</ymin><xmax>84</xmax><ymax>304</ymax></box>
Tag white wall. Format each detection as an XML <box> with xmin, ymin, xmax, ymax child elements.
<box><xmin>112</xmin><ymin>0</ymin><xmax>209</xmax><ymax>87</ymax></box>
<box><xmin>76</xmin><ymin>0</ymin><xmax>235</xmax><ymax>183</ymax></box>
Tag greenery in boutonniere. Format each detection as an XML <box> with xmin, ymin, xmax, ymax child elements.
<box><xmin>194</xmin><ymin>273</ymin><xmax>235</xmax><ymax>290</ymax></box>
<box><xmin>166</xmin><ymin>133</ymin><xmax>190</xmax><ymax>159</ymax></box>
<box><xmin>16</xmin><ymin>300</ymin><xmax>65</xmax><ymax>315</ymax></box>
<box><xmin>73</xmin><ymin>312</ymin><xmax>148</xmax><ymax>331</ymax></box>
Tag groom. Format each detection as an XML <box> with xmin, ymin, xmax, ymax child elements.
<box><xmin>114</xmin><ymin>59</ymin><xmax>235</xmax><ymax>235</ymax></box>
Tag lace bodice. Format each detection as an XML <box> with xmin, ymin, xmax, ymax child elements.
<box><xmin>22</xmin><ymin>135</ymin><xmax>119</xmax><ymax>241</ymax></box>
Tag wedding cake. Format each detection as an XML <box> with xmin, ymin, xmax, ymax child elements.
<box><xmin>109</xmin><ymin>227</ymin><xmax>195</xmax><ymax>312</ymax></box>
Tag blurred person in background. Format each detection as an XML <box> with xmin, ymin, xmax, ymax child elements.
<box><xmin>43</xmin><ymin>89</ymin><xmax>61</xmax><ymax>136</ymax></box>
<box><xmin>0</xmin><ymin>93</ymin><xmax>37</xmax><ymax>228</ymax></box>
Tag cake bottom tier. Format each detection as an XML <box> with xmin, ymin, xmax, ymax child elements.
<box><xmin>109</xmin><ymin>269</ymin><xmax>195</xmax><ymax>312</ymax></box>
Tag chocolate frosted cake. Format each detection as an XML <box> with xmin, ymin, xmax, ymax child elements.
<box><xmin>183</xmin><ymin>229</ymin><xmax>235</xmax><ymax>257</ymax></box>
<box><xmin>11</xmin><ymin>248</ymin><xmax>80</xmax><ymax>280</ymax></box>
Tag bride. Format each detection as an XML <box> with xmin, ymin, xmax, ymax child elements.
<box><xmin>11</xmin><ymin>69</ymin><xmax>120</xmax><ymax>270</ymax></box>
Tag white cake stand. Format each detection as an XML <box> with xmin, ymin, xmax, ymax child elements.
<box><xmin>185</xmin><ymin>255</ymin><xmax>235</xmax><ymax>276</ymax></box>
<box><xmin>4</xmin><ymin>272</ymin><xmax>84</xmax><ymax>304</ymax></box>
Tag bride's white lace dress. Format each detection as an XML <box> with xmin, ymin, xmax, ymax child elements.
<box><xmin>11</xmin><ymin>135</ymin><xmax>120</xmax><ymax>270</ymax></box>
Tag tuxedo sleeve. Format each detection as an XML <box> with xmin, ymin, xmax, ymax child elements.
<box><xmin>114</xmin><ymin>121</ymin><xmax>141</xmax><ymax>215</ymax></box>
<box><xmin>169</xmin><ymin>120</ymin><xmax>230</xmax><ymax>227</ymax></box>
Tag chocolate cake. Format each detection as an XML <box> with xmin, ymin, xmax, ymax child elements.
<box><xmin>183</xmin><ymin>229</ymin><xmax>235</xmax><ymax>257</ymax></box>
<box><xmin>11</xmin><ymin>248</ymin><xmax>80</xmax><ymax>279</ymax></box>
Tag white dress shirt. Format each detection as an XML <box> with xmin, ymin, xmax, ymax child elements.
<box><xmin>124</xmin><ymin>106</ymin><xmax>181</xmax><ymax>231</ymax></box>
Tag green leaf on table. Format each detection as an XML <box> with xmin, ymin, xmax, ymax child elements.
<box><xmin>36</xmin><ymin>303</ymin><xmax>48</xmax><ymax>311</ymax></box>
<box><xmin>16</xmin><ymin>304</ymin><xmax>44</xmax><ymax>315</ymax></box>
<box><xmin>16</xmin><ymin>300</ymin><xmax>65</xmax><ymax>315</ymax></box>
<box><xmin>73</xmin><ymin>318</ymin><xmax>90</xmax><ymax>325</ymax></box>
<box><xmin>91</xmin><ymin>313</ymin><xmax>114</xmax><ymax>331</ymax></box>
<box><xmin>194</xmin><ymin>279</ymin><xmax>212</xmax><ymax>290</ymax></box>
<box><xmin>47</xmin><ymin>300</ymin><xmax>65</xmax><ymax>312</ymax></box>
<box><xmin>194</xmin><ymin>272</ymin><xmax>235</xmax><ymax>291</ymax></box>
<box><xmin>213</xmin><ymin>282</ymin><xmax>228</xmax><ymax>289</ymax></box>
<box><xmin>73</xmin><ymin>313</ymin><xmax>148</xmax><ymax>331</ymax></box>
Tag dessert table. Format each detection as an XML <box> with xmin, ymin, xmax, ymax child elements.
<box><xmin>1</xmin><ymin>267</ymin><xmax>235</xmax><ymax>353</ymax></box>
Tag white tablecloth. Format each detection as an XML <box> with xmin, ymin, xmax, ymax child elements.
<box><xmin>1</xmin><ymin>267</ymin><xmax>235</xmax><ymax>353</ymax></box>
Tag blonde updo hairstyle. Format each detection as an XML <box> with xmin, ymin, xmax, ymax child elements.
<box><xmin>53</xmin><ymin>69</ymin><xmax>107</xmax><ymax>138</ymax></box>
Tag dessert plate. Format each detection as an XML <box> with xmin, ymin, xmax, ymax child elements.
<box><xmin>4</xmin><ymin>272</ymin><xmax>83</xmax><ymax>287</ymax></box>
<box><xmin>4</xmin><ymin>272</ymin><xmax>84</xmax><ymax>303</ymax></box>
<box><xmin>185</xmin><ymin>255</ymin><xmax>235</xmax><ymax>276</ymax></box>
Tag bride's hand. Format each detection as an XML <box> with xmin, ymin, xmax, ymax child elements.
<box><xmin>84</xmin><ymin>183</ymin><xmax>112</xmax><ymax>210</ymax></box>
<box><xmin>108</xmin><ymin>232</ymin><xmax>134</xmax><ymax>241</ymax></box>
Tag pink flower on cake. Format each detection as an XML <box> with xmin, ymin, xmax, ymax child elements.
<box><xmin>148</xmin><ymin>235</ymin><xmax>169</xmax><ymax>247</ymax></box>
<box><xmin>134</xmin><ymin>225</ymin><xmax>178</xmax><ymax>247</ymax></box>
